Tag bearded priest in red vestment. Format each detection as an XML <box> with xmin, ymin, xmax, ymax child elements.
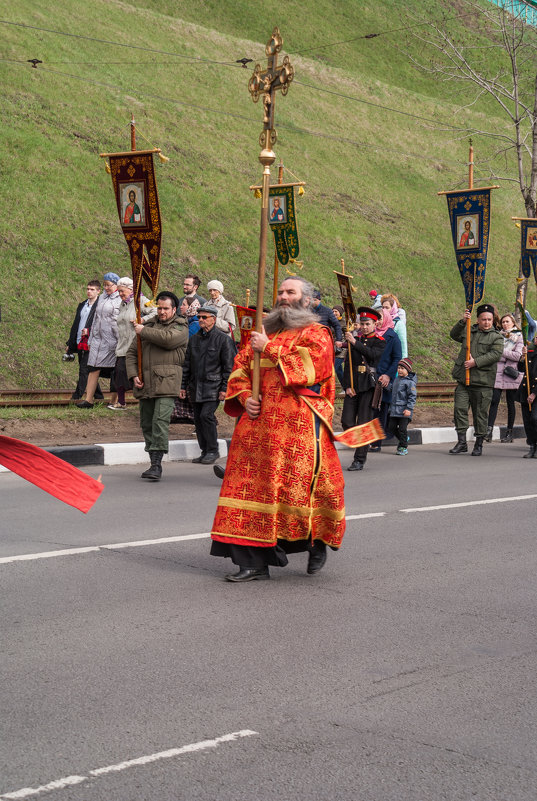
<box><xmin>210</xmin><ymin>276</ymin><xmax>382</xmax><ymax>582</ymax></box>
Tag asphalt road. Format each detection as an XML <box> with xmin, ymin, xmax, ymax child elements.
<box><xmin>1</xmin><ymin>442</ymin><xmax>537</xmax><ymax>800</ymax></box>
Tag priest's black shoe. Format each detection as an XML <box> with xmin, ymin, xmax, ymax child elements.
<box><xmin>307</xmin><ymin>544</ymin><xmax>327</xmax><ymax>575</ymax></box>
<box><xmin>225</xmin><ymin>566</ymin><xmax>270</xmax><ymax>582</ymax></box>
<box><xmin>347</xmin><ymin>460</ymin><xmax>363</xmax><ymax>471</ymax></box>
<box><xmin>213</xmin><ymin>464</ymin><xmax>226</xmax><ymax>479</ymax></box>
<box><xmin>192</xmin><ymin>453</ymin><xmax>205</xmax><ymax>463</ymax></box>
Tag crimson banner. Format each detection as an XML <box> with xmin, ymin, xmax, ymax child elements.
<box><xmin>103</xmin><ymin>149</ymin><xmax>162</xmax><ymax>300</ymax></box>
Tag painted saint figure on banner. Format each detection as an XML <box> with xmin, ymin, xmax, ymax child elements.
<box><xmin>270</xmin><ymin>196</ymin><xmax>286</xmax><ymax>223</ymax></box>
<box><xmin>526</xmin><ymin>228</ymin><xmax>537</xmax><ymax>249</ymax></box>
<box><xmin>458</xmin><ymin>218</ymin><xmax>476</xmax><ymax>248</ymax></box>
<box><xmin>121</xmin><ymin>183</ymin><xmax>145</xmax><ymax>227</ymax></box>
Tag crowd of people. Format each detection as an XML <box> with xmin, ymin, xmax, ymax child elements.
<box><xmin>66</xmin><ymin>272</ymin><xmax>537</xmax><ymax>490</ymax></box>
<box><xmin>63</xmin><ymin>272</ymin><xmax>537</xmax><ymax>580</ymax></box>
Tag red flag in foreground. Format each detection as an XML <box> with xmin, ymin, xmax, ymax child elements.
<box><xmin>0</xmin><ymin>435</ymin><xmax>104</xmax><ymax>514</ymax></box>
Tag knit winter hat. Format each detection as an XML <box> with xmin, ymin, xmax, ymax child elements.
<box><xmin>117</xmin><ymin>276</ymin><xmax>133</xmax><ymax>289</ymax></box>
<box><xmin>398</xmin><ymin>358</ymin><xmax>413</xmax><ymax>372</ymax></box>
<box><xmin>103</xmin><ymin>272</ymin><xmax>120</xmax><ymax>284</ymax></box>
<box><xmin>369</xmin><ymin>289</ymin><xmax>378</xmax><ymax>298</ymax></box>
<box><xmin>207</xmin><ymin>280</ymin><xmax>224</xmax><ymax>293</ymax></box>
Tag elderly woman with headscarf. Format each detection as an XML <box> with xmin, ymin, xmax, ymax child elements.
<box><xmin>381</xmin><ymin>293</ymin><xmax>408</xmax><ymax>358</ymax></box>
<box><xmin>77</xmin><ymin>272</ymin><xmax>122</xmax><ymax>408</ymax></box>
<box><xmin>108</xmin><ymin>277</ymin><xmax>156</xmax><ymax>409</ymax></box>
<box><xmin>207</xmin><ymin>280</ymin><xmax>236</xmax><ymax>339</ymax></box>
<box><xmin>369</xmin><ymin>307</ymin><xmax>402</xmax><ymax>451</ymax></box>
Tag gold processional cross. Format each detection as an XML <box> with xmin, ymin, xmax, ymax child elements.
<box><xmin>247</xmin><ymin>27</ymin><xmax>294</xmax><ymax>399</ymax></box>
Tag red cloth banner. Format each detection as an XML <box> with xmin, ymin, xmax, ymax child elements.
<box><xmin>0</xmin><ymin>436</ymin><xmax>104</xmax><ymax>514</ymax></box>
<box><xmin>235</xmin><ymin>305</ymin><xmax>256</xmax><ymax>350</ymax></box>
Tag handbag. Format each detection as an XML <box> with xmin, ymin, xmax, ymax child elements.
<box><xmin>365</xmin><ymin>366</ymin><xmax>377</xmax><ymax>389</ymax></box>
<box><xmin>503</xmin><ymin>364</ymin><xmax>519</xmax><ymax>379</ymax></box>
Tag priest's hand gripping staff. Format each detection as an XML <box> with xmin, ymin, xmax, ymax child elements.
<box><xmin>248</xmin><ymin>28</ymin><xmax>294</xmax><ymax>400</ymax></box>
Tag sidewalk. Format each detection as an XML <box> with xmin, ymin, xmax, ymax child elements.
<box><xmin>0</xmin><ymin>425</ymin><xmax>526</xmax><ymax>471</ymax></box>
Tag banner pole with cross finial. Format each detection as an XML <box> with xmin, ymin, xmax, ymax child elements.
<box><xmin>247</xmin><ymin>27</ymin><xmax>294</xmax><ymax>400</ymax></box>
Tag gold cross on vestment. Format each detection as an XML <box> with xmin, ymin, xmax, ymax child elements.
<box><xmin>248</xmin><ymin>27</ymin><xmax>294</xmax><ymax>148</ymax></box>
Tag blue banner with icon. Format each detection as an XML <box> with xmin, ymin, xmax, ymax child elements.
<box><xmin>445</xmin><ymin>188</ymin><xmax>492</xmax><ymax>309</ymax></box>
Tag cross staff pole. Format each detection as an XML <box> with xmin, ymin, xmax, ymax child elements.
<box><xmin>130</xmin><ymin>113</ymin><xmax>143</xmax><ymax>382</ymax></box>
<box><xmin>248</xmin><ymin>27</ymin><xmax>294</xmax><ymax>400</ymax></box>
<box><xmin>464</xmin><ymin>139</ymin><xmax>474</xmax><ymax>386</ymax></box>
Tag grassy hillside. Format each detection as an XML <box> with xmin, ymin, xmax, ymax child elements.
<box><xmin>0</xmin><ymin>0</ymin><xmax>533</xmax><ymax>387</ymax></box>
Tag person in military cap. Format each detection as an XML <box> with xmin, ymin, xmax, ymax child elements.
<box><xmin>341</xmin><ymin>306</ymin><xmax>386</xmax><ymax>471</ymax></box>
<box><xmin>449</xmin><ymin>304</ymin><xmax>503</xmax><ymax>456</ymax></box>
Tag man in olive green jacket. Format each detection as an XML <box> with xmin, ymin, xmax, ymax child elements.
<box><xmin>126</xmin><ymin>291</ymin><xmax>188</xmax><ymax>480</ymax></box>
<box><xmin>449</xmin><ymin>304</ymin><xmax>503</xmax><ymax>456</ymax></box>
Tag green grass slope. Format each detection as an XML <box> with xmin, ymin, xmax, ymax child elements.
<box><xmin>0</xmin><ymin>0</ymin><xmax>532</xmax><ymax>387</ymax></box>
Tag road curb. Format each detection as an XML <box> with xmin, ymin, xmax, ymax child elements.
<box><xmin>0</xmin><ymin>426</ymin><xmax>526</xmax><ymax>472</ymax></box>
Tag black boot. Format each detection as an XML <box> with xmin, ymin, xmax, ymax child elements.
<box><xmin>523</xmin><ymin>444</ymin><xmax>537</xmax><ymax>458</ymax></box>
<box><xmin>500</xmin><ymin>428</ymin><xmax>514</xmax><ymax>443</ymax></box>
<box><xmin>471</xmin><ymin>436</ymin><xmax>484</xmax><ymax>456</ymax></box>
<box><xmin>449</xmin><ymin>433</ymin><xmax>467</xmax><ymax>454</ymax></box>
<box><xmin>484</xmin><ymin>425</ymin><xmax>493</xmax><ymax>443</ymax></box>
<box><xmin>141</xmin><ymin>451</ymin><xmax>164</xmax><ymax>480</ymax></box>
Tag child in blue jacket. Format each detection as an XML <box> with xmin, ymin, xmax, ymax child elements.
<box><xmin>388</xmin><ymin>357</ymin><xmax>417</xmax><ymax>455</ymax></box>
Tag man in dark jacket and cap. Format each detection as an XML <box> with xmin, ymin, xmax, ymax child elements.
<box><xmin>449</xmin><ymin>304</ymin><xmax>503</xmax><ymax>456</ymax></box>
<box><xmin>126</xmin><ymin>291</ymin><xmax>188</xmax><ymax>480</ymax></box>
<box><xmin>180</xmin><ymin>303</ymin><xmax>236</xmax><ymax>465</ymax></box>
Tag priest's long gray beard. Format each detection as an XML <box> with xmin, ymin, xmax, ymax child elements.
<box><xmin>263</xmin><ymin>303</ymin><xmax>317</xmax><ymax>334</ymax></box>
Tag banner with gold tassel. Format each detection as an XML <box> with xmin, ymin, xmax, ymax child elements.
<box><xmin>100</xmin><ymin>148</ymin><xmax>163</xmax><ymax>301</ymax></box>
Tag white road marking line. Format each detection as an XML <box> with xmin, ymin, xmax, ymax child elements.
<box><xmin>400</xmin><ymin>493</ymin><xmax>537</xmax><ymax>513</ymax></box>
<box><xmin>0</xmin><ymin>547</ymin><xmax>100</xmax><ymax>564</ymax></box>
<box><xmin>4</xmin><ymin>494</ymin><xmax>534</xmax><ymax>565</ymax></box>
<box><xmin>0</xmin><ymin>533</ymin><xmax>211</xmax><ymax>565</ymax></box>
<box><xmin>0</xmin><ymin>730</ymin><xmax>258</xmax><ymax>799</ymax></box>
<box><xmin>346</xmin><ymin>513</ymin><xmax>385</xmax><ymax>520</ymax></box>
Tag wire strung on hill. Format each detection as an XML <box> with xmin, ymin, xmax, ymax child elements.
<box><xmin>1</xmin><ymin>52</ymin><xmax>512</xmax><ymax>149</ymax></box>
<box><xmin>0</xmin><ymin>19</ymin><xmax>245</xmax><ymax>67</ymax></box>
<box><xmin>288</xmin><ymin>9</ymin><xmax>476</xmax><ymax>55</ymax></box>
<box><xmin>0</xmin><ymin>7</ymin><xmax>481</xmax><ymax>65</ymax></box>
<box><xmin>0</xmin><ymin>60</ymin><xmax>476</xmax><ymax>172</ymax></box>
<box><xmin>293</xmin><ymin>79</ymin><xmax>513</xmax><ymax>143</ymax></box>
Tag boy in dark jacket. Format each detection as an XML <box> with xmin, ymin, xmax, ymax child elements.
<box><xmin>388</xmin><ymin>357</ymin><xmax>417</xmax><ymax>455</ymax></box>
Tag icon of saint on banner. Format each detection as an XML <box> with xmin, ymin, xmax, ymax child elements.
<box><xmin>269</xmin><ymin>196</ymin><xmax>286</xmax><ymax>224</ymax></box>
<box><xmin>457</xmin><ymin>214</ymin><xmax>478</xmax><ymax>249</ymax></box>
<box><xmin>121</xmin><ymin>183</ymin><xmax>145</xmax><ymax>226</ymax></box>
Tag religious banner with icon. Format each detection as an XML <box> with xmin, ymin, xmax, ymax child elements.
<box><xmin>103</xmin><ymin>149</ymin><xmax>162</xmax><ymax>299</ymax></box>
<box><xmin>268</xmin><ymin>184</ymin><xmax>299</xmax><ymax>266</ymax></box>
<box><xmin>333</xmin><ymin>270</ymin><xmax>356</xmax><ymax>327</ymax></box>
<box><xmin>444</xmin><ymin>188</ymin><xmax>493</xmax><ymax>308</ymax></box>
<box><xmin>235</xmin><ymin>305</ymin><xmax>256</xmax><ymax>350</ymax></box>
<box><xmin>513</xmin><ymin>217</ymin><xmax>537</xmax><ymax>281</ymax></box>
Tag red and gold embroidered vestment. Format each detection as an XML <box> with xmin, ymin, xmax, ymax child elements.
<box><xmin>211</xmin><ymin>323</ymin><xmax>346</xmax><ymax>549</ymax></box>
